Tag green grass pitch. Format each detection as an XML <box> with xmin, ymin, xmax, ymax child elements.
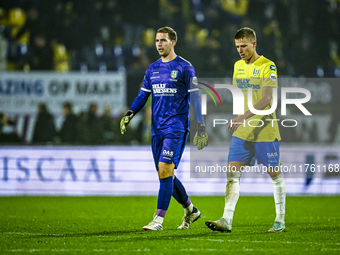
<box><xmin>1</xmin><ymin>196</ymin><xmax>339</xmax><ymax>254</ymax></box>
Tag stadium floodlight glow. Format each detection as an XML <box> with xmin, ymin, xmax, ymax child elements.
<box><xmin>201</xmin><ymin>85</ymin><xmax>312</xmax><ymax>116</ymax></box>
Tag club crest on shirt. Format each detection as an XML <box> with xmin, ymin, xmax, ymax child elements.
<box><xmin>253</xmin><ymin>68</ymin><xmax>260</xmax><ymax>77</ymax></box>
<box><xmin>192</xmin><ymin>76</ymin><xmax>198</xmax><ymax>85</ymax></box>
<box><xmin>270</xmin><ymin>73</ymin><xmax>277</xmax><ymax>82</ymax></box>
<box><xmin>171</xmin><ymin>70</ymin><xmax>178</xmax><ymax>79</ymax></box>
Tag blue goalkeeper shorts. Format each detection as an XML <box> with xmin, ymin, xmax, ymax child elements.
<box><xmin>152</xmin><ymin>132</ymin><xmax>188</xmax><ymax>171</ymax></box>
<box><xmin>228</xmin><ymin>136</ymin><xmax>280</xmax><ymax>167</ymax></box>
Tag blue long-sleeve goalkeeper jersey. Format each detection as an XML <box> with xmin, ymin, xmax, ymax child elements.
<box><xmin>130</xmin><ymin>55</ymin><xmax>203</xmax><ymax>136</ymax></box>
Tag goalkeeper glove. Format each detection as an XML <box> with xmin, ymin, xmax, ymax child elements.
<box><xmin>120</xmin><ymin>111</ymin><xmax>134</xmax><ymax>134</ymax></box>
<box><xmin>193</xmin><ymin>122</ymin><xmax>209</xmax><ymax>150</ymax></box>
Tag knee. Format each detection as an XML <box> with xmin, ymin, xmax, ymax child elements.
<box><xmin>158</xmin><ymin>162</ymin><xmax>174</xmax><ymax>179</ymax></box>
<box><xmin>267</xmin><ymin>165</ymin><xmax>282</xmax><ymax>178</ymax></box>
<box><xmin>227</xmin><ymin>171</ymin><xmax>242</xmax><ymax>179</ymax></box>
<box><xmin>227</xmin><ymin>162</ymin><xmax>242</xmax><ymax>179</ymax></box>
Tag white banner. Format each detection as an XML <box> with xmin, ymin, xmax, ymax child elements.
<box><xmin>0</xmin><ymin>145</ymin><xmax>339</xmax><ymax>196</ymax></box>
<box><xmin>0</xmin><ymin>71</ymin><xmax>126</xmax><ymax>115</ymax></box>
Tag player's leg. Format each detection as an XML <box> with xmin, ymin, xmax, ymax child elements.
<box><xmin>144</xmin><ymin>134</ymin><xmax>188</xmax><ymax>230</ymax></box>
<box><xmin>172</xmin><ymin>175</ymin><xmax>191</xmax><ymax>211</ymax></box>
<box><xmin>255</xmin><ymin>140</ymin><xmax>286</xmax><ymax>232</ymax></box>
<box><xmin>156</xmin><ymin>161</ymin><xmax>175</xmax><ymax>222</ymax></box>
<box><xmin>268</xmin><ymin>169</ymin><xmax>285</xmax><ymax>232</ymax></box>
<box><xmin>170</xmin><ymin>131</ymin><xmax>201</xmax><ymax>229</ymax></box>
<box><xmin>205</xmin><ymin>161</ymin><xmax>244</xmax><ymax>233</ymax></box>
<box><xmin>143</xmin><ymin>135</ymin><xmax>173</xmax><ymax>230</ymax></box>
<box><xmin>267</xmin><ymin>163</ymin><xmax>285</xmax><ymax>232</ymax></box>
<box><xmin>174</xmin><ymin>175</ymin><xmax>201</xmax><ymax>229</ymax></box>
<box><xmin>143</xmin><ymin>161</ymin><xmax>176</xmax><ymax>231</ymax></box>
<box><xmin>223</xmin><ymin>161</ymin><xmax>244</xmax><ymax>224</ymax></box>
<box><xmin>206</xmin><ymin>137</ymin><xmax>253</xmax><ymax>233</ymax></box>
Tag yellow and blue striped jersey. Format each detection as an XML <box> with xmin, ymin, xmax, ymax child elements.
<box><xmin>232</xmin><ymin>55</ymin><xmax>281</xmax><ymax>142</ymax></box>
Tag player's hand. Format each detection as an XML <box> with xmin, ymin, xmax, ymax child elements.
<box><xmin>193</xmin><ymin>122</ymin><xmax>209</xmax><ymax>150</ymax></box>
<box><xmin>228</xmin><ymin>116</ymin><xmax>245</xmax><ymax>132</ymax></box>
<box><xmin>120</xmin><ymin>111</ymin><xmax>134</xmax><ymax>134</ymax></box>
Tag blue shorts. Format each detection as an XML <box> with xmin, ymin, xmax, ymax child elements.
<box><xmin>152</xmin><ymin>132</ymin><xmax>188</xmax><ymax>171</ymax></box>
<box><xmin>228</xmin><ymin>136</ymin><xmax>280</xmax><ymax>167</ymax></box>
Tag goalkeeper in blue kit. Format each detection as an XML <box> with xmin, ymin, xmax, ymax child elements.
<box><xmin>120</xmin><ymin>26</ymin><xmax>208</xmax><ymax>230</ymax></box>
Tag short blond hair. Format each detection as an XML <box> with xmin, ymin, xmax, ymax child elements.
<box><xmin>235</xmin><ymin>27</ymin><xmax>256</xmax><ymax>42</ymax></box>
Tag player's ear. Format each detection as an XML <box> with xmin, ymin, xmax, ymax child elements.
<box><xmin>172</xmin><ymin>40</ymin><xmax>176</xmax><ymax>47</ymax></box>
<box><xmin>253</xmin><ymin>41</ymin><xmax>257</xmax><ymax>47</ymax></box>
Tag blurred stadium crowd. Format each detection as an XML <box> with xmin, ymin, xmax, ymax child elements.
<box><xmin>1</xmin><ymin>0</ymin><xmax>340</xmax><ymax>145</ymax></box>
<box><xmin>1</xmin><ymin>0</ymin><xmax>340</xmax><ymax>77</ymax></box>
<box><xmin>0</xmin><ymin>101</ymin><xmax>152</xmax><ymax>145</ymax></box>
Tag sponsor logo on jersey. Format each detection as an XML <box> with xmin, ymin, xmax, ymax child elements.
<box><xmin>270</xmin><ymin>65</ymin><xmax>276</xmax><ymax>71</ymax></box>
<box><xmin>171</xmin><ymin>70</ymin><xmax>178</xmax><ymax>79</ymax></box>
<box><xmin>270</xmin><ymin>73</ymin><xmax>277</xmax><ymax>82</ymax></box>
<box><xmin>163</xmin><ymin>150</ymin><xmax>174</xmax><ymax>157</ymax></box>
<box><xmin>236</xmin><ymin>79</ymin><xmax>260</xmax><ymax>89</ymax></box>
<box><xmin>253</xmin><ymin>68</ymin><xmax>260</xmax><ymax>76</ymax></box>
<box><xmin>152</xmin><ymin>83</ymin><xmax>177</xmax><ymax>95</ymax></box>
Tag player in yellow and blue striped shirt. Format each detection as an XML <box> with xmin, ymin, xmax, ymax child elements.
<box><xmin>206</xmin><ymin>27</ymin><xmax>286</xmax><ymax>233</ymax></box>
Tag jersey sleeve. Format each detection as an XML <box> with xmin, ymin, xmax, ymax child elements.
<box><xmin>141</xmin><ymin>67</ymin><xmax>152</xmax><ymax>93</ymax></box>
<box><xmin>185</xmin><ymin>64</ymin><xmax>204</xmax><ymax>122</ymax></box>
<box><xmin>129</xmin><ymin>68</ymin><xmax>151</xmax><ymax>114</ymax></box>
<box><xmin>263</xmin><ymin>62</ymin><xmax>278</xmax><ymax>88</ymax></box>
<box><xmin>185</xmin><ymin>64</ymin><xmax>199</xmax><ymax>92</ymax></box>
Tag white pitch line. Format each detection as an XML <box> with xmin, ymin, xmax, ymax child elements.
<box><xmin>5</xmin><ymin>232</ymin><xmax>65</xmax><ymax>236</ymax></box>
<box><xmin>6</xmin><ymin>246</ymin><xmax>340</xmax><ymax>253</ymax></box>
<box><xmin>181</xmin><ymin>249</ymin><xmax>219</xmax><ymax>252</ymax></box>
<box><xmin>10</xmin><ymin>249</ymin><xmax>122</xmax><ymax>253</ymax></box>
<box><xmin>11</xmin><ymin>249</ymin><xmax>86</xmax><ymax>252</ymax></box>
<box><xmin>182</xmin><ymin>248</ymin><xmax>340</xmax><ymax>252</ymax></box>
<box><xmin>5</xmin><ymin>233</ymin><xmax>340</xmax><ymax>247</ymax></box>
<box><xmin>182</xmin><ymin>237</ymin><xmax>340</xmax><ymax>246</ymax></box>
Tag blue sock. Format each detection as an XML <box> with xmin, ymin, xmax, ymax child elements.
<box><xmin>172</xmin><ymin>176</ymin><xmax>191</xmax><ymax>208</ymax></box>
<box><xmin>156</xmin><ymin>176</ymin><xmax>173</xmax><ymax>218</ymax></box>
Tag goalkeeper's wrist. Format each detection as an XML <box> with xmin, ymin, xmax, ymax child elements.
<box><xmin>125</xmin><ymin>111</ymin><xmax>134</xmax><ymax>118</ymax></box>
<box><xmin>197</xmin><ymin>122</ymin><xmax>206</xmax><ymax>133</ymax></box>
